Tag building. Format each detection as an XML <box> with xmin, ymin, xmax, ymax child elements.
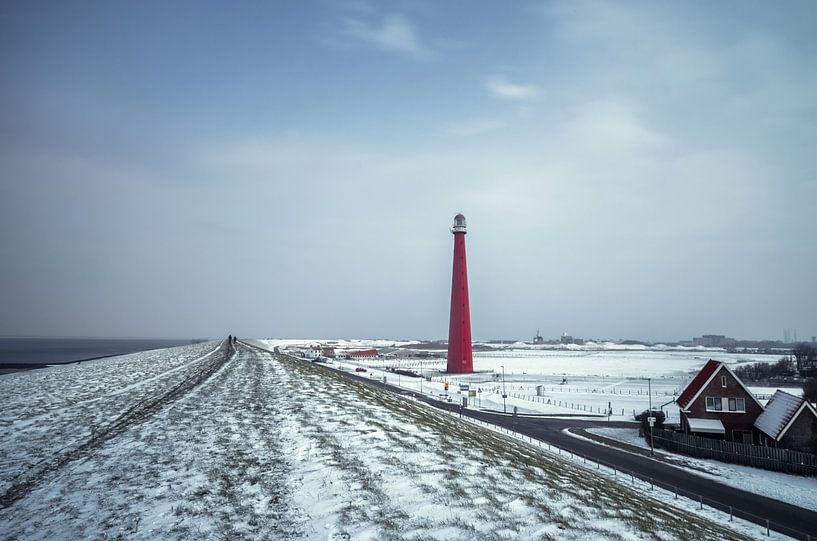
<box><xmin>300</xmin><ymin>344</ymin><xmax>322</xmax><ymax>359</ymax></box>
<box><xmin>692</xmin><ymin>335</ymin><xmax>737</xmax><ymax>348</ymax></box>
<box><xmin>560</xmin><ymin>333</ymin><xmax>584</xmax><ymax>345</ymax></box>
<box><xmin>676</xmin><ymin>359</ymin><xmax>764</xmax><ymax>443</ymax></box>
<box><xmin>755</xmin><ymin>390</ymin><xmax>817</xmax><ymax>453</ymax></box>
<box><xmin>348</xmin><ymin>349</ymin><xmax>378</xmax><ymax>359</ymax></box>
<box><xmin>447</xmin><ymin>213</ymin><xmax>473</xmax><ymax>374</ymax></box>
<box><xmin>533</xmin><ymin>329</ymin><xmax>545</xmax><ymax>345</ymax></box>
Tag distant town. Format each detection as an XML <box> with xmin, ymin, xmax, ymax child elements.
<box><xmin>478</xmin><ymin>330</ymin><xmax>817</xmax><ymax>354</ymax></box>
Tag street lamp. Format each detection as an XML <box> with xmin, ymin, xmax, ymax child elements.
<box><xmin>501</xmin><ymin>365</ymin><xmax>507</xmax><ymax>414</ymax></box>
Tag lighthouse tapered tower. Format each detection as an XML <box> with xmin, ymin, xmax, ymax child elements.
<box><xmin>447</xmin><ymin>213</ymin><xmax>473</xmax><ymax>374</ymax></box>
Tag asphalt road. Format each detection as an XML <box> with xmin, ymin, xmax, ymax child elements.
<box><xmin>243</xmin><ymin>343</ymin><xmax>817</xmax><ymax>540</ymax></box>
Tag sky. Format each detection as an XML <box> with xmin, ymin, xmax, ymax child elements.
<box><xmin>1</xmin><ymin>1</ymin><xmax>816</xmax><ymax>342</ymax></box>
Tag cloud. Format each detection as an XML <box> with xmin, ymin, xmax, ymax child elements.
<box><xmin>484</xmin><ymin>76</ymin><xmax>540</xmax><ymax>100</ymax></box>
<box><xmin>442</xmin><ymin>117</ymin><xmax>506</xmax><ymax>137</ymax></box>
<box><xmin>563</xmin><ymin>98</ymin><xmax>669</xmax><ymax>154</ymax></box>
<box><xmin>341</xmin><ymin>13</ymin><xmax>432</xmax><ymax>58</ymax></box>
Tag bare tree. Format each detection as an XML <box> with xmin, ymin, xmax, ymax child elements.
<box><xmin>804</xmin><ymin>378</ymin><xmax>817</xmax><ymax>404</ymax></box>
<box><xmin>793</xmin><ymin>343</ymin><xmax>817</xmax><ymax>377</ymax></box>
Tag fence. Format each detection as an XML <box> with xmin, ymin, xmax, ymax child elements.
<box><xmin>652</xmin><ymin>429</ymin><xmax>817</xmax><ymax>476</ymax></box>
<box><xmin>447</xmin><ymin>411</ymin><xmax>816</xmax><ymax>540</ymax></box>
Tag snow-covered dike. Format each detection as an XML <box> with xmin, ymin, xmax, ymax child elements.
<box><xmin>2</xmin><ymin>343</ymin><xmax>758</xmax><ymax>540</ymax></box>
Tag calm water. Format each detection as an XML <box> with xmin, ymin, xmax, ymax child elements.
<box><xmin>0</xmin><ymin>338</ymin><xmax>196</xmax><ymax>367</ymax></box>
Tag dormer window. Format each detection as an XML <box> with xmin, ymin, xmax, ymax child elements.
<box><xmin>721</xmin><ymin>375</ymin><xmax>727</xmax><ymax>388</ymax></box>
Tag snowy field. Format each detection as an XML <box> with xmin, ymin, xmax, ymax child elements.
<box><xmin>274</xmin><ymin>340</ymin><xmax>799</xmax><ymax>423</ymax></box>
<box><xmin>0</xmin><ymin>341</ymin><xmax>765</xmax><ymax>540</ymax></box>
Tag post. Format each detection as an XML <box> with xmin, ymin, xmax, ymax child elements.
<box><xmin>501</xmin><ymin>365</ymin><xmax>507</xmax><ymax>414</ymax></box>
<box><xmin>729</xmin><ymin>506</ymin><xmax>732</xmax><ymax>522</ymax></box>
<box><xmin>648</xmin><ymin>377</ymin><xmax>654</xmax><ymax>457</ymax></box>
<box><xmin>766</xmin><ymin>519</ymin><xmax>769</xmax><ymax>536</ymax></box>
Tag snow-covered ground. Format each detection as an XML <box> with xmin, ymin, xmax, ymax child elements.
<box><xmin>0</xmin><ymin>341</ymin><xmax>222</xmax><ymax>494</ymax></box>
<box><xmin>271</xmin><ymin>340</ymin><xmax>801</xmax><ymax>423</ymax></box>
<box><xmin>1</xmin><ymin>341</ymin><xmax>766</xmax><ymax>540</ymax></box>
<box><xmin>582</xmin><ymin>427</ymin><xmax>817</xmax><ymax>513</ymax></box>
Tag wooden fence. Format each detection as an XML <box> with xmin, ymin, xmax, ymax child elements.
<box><xmin>652</xmin><ymin>429</ymin><xmax>817</xmax><ymax>476</ymax></box>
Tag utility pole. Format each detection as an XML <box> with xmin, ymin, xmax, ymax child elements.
<box><xmin>501</xmin><ymin>365</ymin><xmax>507</xmax><ymax>414</ymax></box>
<box><xmin>648</xmin><ymin>377</ymin><xmax>655</xmax><ymax>457</ymax></box>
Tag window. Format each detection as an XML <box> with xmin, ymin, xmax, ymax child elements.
<box><xmin>706</xmin><ymin>396</ymin><xmax>745</xmax><ymax>412</ymax></box>
<box><xmin>721</xmin><ymin>375</ymin><xmax>727</xmax><ymax>388</ymax></box>
<box><xmin>733</xmin><ymin>430</ymin><xmax>753</xmax><ymax>444</ymax></box>
<box><xmin>727</xmin><ymin>397</ymin><xmax>745</xmax><ymax>412</ymax></box>
<box><xmin>705</xmin><ymin>397</ymin><xmax>722</xmax><ymax>411</ymax></box>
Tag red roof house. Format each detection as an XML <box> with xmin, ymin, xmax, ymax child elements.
<box><xmin>676</xmin><ymin>359</ymin><xmax>765</xmax><ymax>443</ymax></box>
<box><xmin>349</xmin><ymin>349</ymin><xmax>378</xmax><ymax>358</ymax></box>
<box><xmin>754</xmin><ymin>390</ymin><xmax>817</xmax><ymax>453</ymax></box>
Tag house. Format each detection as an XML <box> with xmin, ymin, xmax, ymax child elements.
<box><xmin>676</xmin><ymin>359</ymin><xmax>764</xmax><ymax>444</ymax></box>
<box><xmin>349</xmin><ymin>349</ymin><xmax>378</xmax><ymax>359</ymax></box>
<box><xmin>755</xmin><ymin>390</ymin><xmax>817</xmax><ymax>454</ymax></box>
<box><xmin>302</xmin><ymin>344</ymin><xmax>322</xmax><ymax>359</ymax></box>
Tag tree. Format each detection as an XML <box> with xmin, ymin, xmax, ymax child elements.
<box><xmin>793</xmin><ymin>343</ymin><xmax>817</xmax><ymax>377</ymax></box>
<box><xmin>804</xmin><ymin>378</ymin><xmax>817</xmax><ymax>404</ymax></box>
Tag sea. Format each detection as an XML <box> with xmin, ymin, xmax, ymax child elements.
<box><xmin>0</xmin><ymin>338</ymin><xmax>199</xmax><ymax>372</ymax></box>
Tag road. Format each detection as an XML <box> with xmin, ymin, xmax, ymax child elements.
<box><xmin>247</xmin><ymin>344</ymin><xmax>817</xmax><ymax>541</ymax></box>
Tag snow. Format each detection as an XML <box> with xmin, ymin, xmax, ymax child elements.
<box><xmin>754</xmin><ymin>390</ymin><xmax>806</xmax><ymax>440</ymax></box>
<box><xmin>583</xmin><ymin>427</ymin><xmax>817</xmax><ymax>513</ymax></box>
<box><xmin>0</xmin><ymin>341</ymin><xmax>768</xmax><ymax>540</ymax></box>
<box><xmin>270</xmin><ymin>340</ymin><xmax>802</xmax><ymax>426</ymax></box>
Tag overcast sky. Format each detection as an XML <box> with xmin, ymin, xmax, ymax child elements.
<box><xmin>1</xmin><ymin>1</ymin><xmax>815</xmax><ymax>342</ymax></box>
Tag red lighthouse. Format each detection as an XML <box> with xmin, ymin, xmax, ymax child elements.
<box><xmin>447</xmin><ymin>213</ymin><xmax>473</xmax><ymax>374</ymax></box>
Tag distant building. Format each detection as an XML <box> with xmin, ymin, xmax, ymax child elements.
<box><xmin>755</xmin><ymin>390</ymin><xmax>817</xmax><ymax>453</ymax></box>
<box><xmin>560</xmin><ymin>333</ymin><xmax>584</xmax><ymax>345</ymax></box>
<box><xmin>692</xmin><ymin>335</ymin><xmax>737</xmax><ymax>348</ymax></box>
<box><xmin>533</xmin><ymin>329</ymin><xmax>544</xmax><ymax>345</ymax></box>
<box><xmin>301</xmin><ymin>344</ymin><xmax>322</xmax><ymax>359</ymax></box>
<box><xmin>676</xmin><ymin>359</ymin><xmax>764</xmax><ymax>443</ymax></box>
<box><xmin>349</xmin><ymin>349</ymin><xmax>378</xmax><ymax>359</ymax></box>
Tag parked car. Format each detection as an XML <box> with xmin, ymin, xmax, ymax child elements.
<box><xmin>634</xmin><ymin>409</ymin><xmax>666</xmax><ymax>424</ymax></box>
<box><xmin>355</xmin><ymin>367</ymin><xmax>367</xmax><ymax>373</ymax></box>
